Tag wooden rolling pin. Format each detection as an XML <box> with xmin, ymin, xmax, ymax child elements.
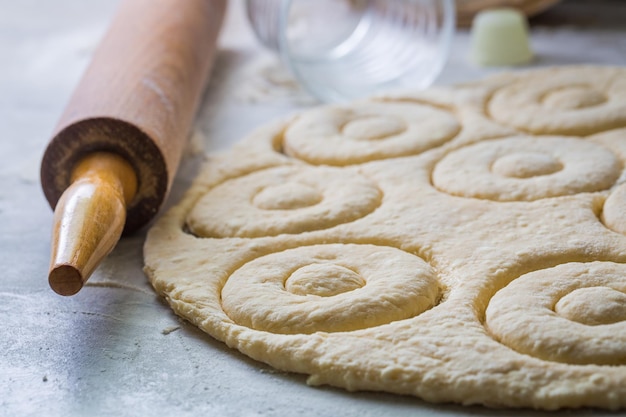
<box><xmin>40</xmin><ymin>0</ymin><xmax>226</xmax><ymax>296</ymax></box>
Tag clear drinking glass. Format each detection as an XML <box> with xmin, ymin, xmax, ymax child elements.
<box><xmin>246</xmin><ymin>0</ymin><xmax>456</xmax><ymax>102</ymax></box>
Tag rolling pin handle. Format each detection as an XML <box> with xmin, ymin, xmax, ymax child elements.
<box><xmin>48</xmin><ymin>152</ymin><xmax>137</xmax><ymax>296</ymax></box>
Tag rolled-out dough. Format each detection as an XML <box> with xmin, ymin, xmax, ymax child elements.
<box><xmin>144</xmin><ymin>66</ymin><xmax>626</xmax><ymax>410</ymax></box>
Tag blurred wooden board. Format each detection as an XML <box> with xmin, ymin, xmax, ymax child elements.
<box><xmin>456</xmin><ymin>0</ymin><xmax>562</xmax><ymax>26</ymax></box>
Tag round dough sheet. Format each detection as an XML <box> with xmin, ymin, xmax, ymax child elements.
<box><xmin>144</xmin><ymin>66</ymin><xmax>626</xmax><ymax>410</ymax></box>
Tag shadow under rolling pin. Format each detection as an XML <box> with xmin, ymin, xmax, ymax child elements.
<box><xmin>40</xmin><ymin>0</ymin><xmax>226</xmax><ymax>295</ymax></box>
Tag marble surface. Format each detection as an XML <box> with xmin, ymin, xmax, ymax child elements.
<box><xmin>1</xmin><ymin>1</ymin><xmax>625</xmax><ymax>416</ymax></box>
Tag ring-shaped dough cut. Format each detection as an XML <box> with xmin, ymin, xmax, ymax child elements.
<box><xmin>221</xmin><ymin>244</ymin><xmax>440</xmax><ymax>334</ymax></box>
<box><xmin>489</xmin><ymin>67</ymin><xmax>626</xmax><ymax>135</ymax></box>
<box><xmin>486</xmin><ymin>261</ymin><xmax>626</xmax><ymax>365</ymax></box>
<box><xmin>283</xmin><ymin>101</ymin><xmax>461</xmax><ymax>166</ymax></box>
<box><xmin>186</xmin><ymin>166</ymin><xmax>383</xmax><ymax>238</ymax></box>
<box><xmin>432</xmin><ymin>136</ymin><xmax>621</xmax><ymax>201</ymax></box>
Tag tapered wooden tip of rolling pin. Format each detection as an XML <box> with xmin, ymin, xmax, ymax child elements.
<box><xmin>49</xmin><ymin>265</ymin><xmax>84</xmax><ymax>296</ymax></box>
<box><xmin>48</xmin><ymin>152</ymin><xmax>138</xmax><ymax>296</ymax></box>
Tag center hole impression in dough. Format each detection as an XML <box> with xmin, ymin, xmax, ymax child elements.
<box><xmin>285</xmin><ymin>263</ymin><xmax>365</xmax><ymax>297</ymax></box>
<box><xmin>555</xmin><ymin>286</ymin><xmax>626</xmax><ymax>326</ymax></box>
<box><xmin>342</xmin><ymin>116</ymin><xmax>407</xmax><ymax>141</ymax></box>
<box><xmin>492</xmin><ymin>152</ymin><xmax>563</xmax><ymax>178</ymax></box>
<box><xmin>253</xmin><ymin>182</ymin><xmax>322</xmax><ymax>210</ymax></box>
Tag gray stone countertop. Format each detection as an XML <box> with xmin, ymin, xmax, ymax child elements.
<box><xmin>1</xmin><ymin>1</ymin><xmax>625</xmax><ymax>416</ymax></box>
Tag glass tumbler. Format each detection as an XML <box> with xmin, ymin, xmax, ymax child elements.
<box><xmin>246</xmin><ymin>0</ymin><xmax>456</xmax><ymax>102</ymax></box>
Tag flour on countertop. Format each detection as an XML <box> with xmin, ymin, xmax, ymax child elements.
<box><xmin>234</xmin><ymin>56</ymin><xmax>318</xmax><ymax>105</ymax></box>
